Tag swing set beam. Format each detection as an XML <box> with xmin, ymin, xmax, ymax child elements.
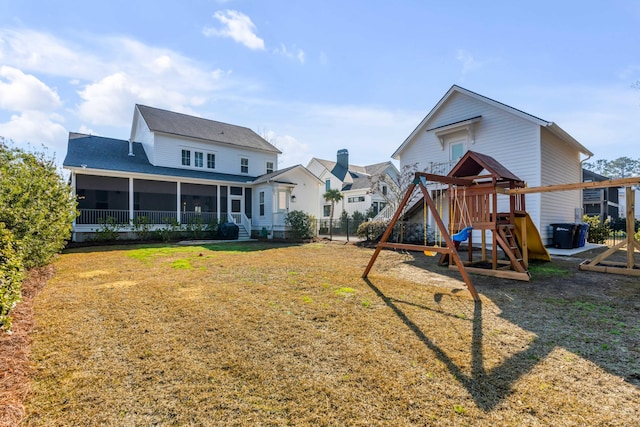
<box><xmin>362</xmin><ymin>173</ymin><xmax>480</xmax><ymax>301</ymax></box>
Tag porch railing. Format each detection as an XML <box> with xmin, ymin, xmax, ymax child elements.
<box><xmin>134</xmin><ymin>210</ymin><xmax>178</xmax><ymax>224</ymax></box>
<box><xmin>77</xmin><ymin>209</ymin><xmax>221</xmax><ymax>226</ymax></box>
<box><xmin>76</xmin><ymin>209</ymin><xmax>129</xmax><ymax>225</ymax></box>
<box><xmin>229</xmin><ymin>212</ymin><xmax>252</xmax><ymax>234</ymax></box>
<box><xmin>181</xmin><ymin>211</ymin><xmax>219</xmax><ymax>225</ymax></box>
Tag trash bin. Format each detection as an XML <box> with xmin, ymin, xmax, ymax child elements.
<box><xmin>218</xmin><ymin>222</ymin><xmax>239</xmax><ymax>240</ymax></box>
<box><xmin>577</xmin><ymin>222</ymin><xmax>589</xmax><ymax>247</ymax></box>
<box><xmin>551</xmin><ymin>223</ymin><xmax>577</xmax><ymax>249</ymax></box>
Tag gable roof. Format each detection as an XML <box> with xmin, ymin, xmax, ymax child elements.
<box><xmin>251</xmin><ymin>164</ymin><xmax>323</xmax><ymax>185</ymax></box>
<box><xmin>134</xmin><ymin>104</ymin><xmax>281</xmax><ymax>154</ymax></box>
<box><xmin>391</xmin><ymin>85</ymin><xmax>593</xmax><ymax>159</ymax></box>
<box><xmin>448</xmin><ymin>150</ymin><xmax>523</xmax><ymax>183</ymax></box>
<box><xmin>63</xmin><ymin>133</ymin><xmax>257</xmax><ymax>183</ymax></box>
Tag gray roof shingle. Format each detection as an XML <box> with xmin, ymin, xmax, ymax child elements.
<box><xmin>136</xmin><ymin>104</ymin><xmax>281</xmax><ymax>154</ymax></box>
<box><xmin>64</xmin><ymin>134</ymin><xmax>258</xmax><ymax>183</ymax></box>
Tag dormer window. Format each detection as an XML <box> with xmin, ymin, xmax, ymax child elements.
<box><xmin>181</xmin><ymin>149</ymin><xmax>191</xmax><ymax>166</ymax></box>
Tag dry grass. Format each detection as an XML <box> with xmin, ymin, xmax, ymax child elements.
<box><xmin>21</xmin><ymin>241</ymin><xmax>640</xmax><ymax>425</ymax></box>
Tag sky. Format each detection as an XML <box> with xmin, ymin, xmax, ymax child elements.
<box><xmin>1</xmin><ymin>0</ymin><xmax>640</xmax><ymax>172</ymax></box>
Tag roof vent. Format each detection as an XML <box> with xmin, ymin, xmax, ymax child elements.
<box><xmin>128</xmin><ymin>139</ymin><xmax>135</xmax><ymax>157</ymax></box>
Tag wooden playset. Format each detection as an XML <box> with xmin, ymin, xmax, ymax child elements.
<box><xmin>362</xmin><ymin>151</ymin><xmax>640</xmax><ymax>301</ymax></box>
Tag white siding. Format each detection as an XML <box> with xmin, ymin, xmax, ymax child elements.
<box><xmin>285</xmin><ymin>168</ymin><xmax>322</xmax><ymax>219</ymax></box>
<box><xmin>398</xmin><ymin>91</ymin><xmax>549</xmax><ymax>236</ymax></box>
<box><xmin>152</xmin><ymin>134</ymin><xmax>278</xmax><ymax>176</ymax></box>
<box><xmin>131</xmin><ymin>113</ymin><xmax>155</xmax><ymax>164</ymax></box>
<box><xmin>539</xmin><ymin>127</ymin><xmax>583</xmax><ymax>243</ymax></box>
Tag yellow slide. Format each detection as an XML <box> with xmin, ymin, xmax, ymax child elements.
<box><xmin>514</xmin><ymin>213</ymin><xmax>551</xmax><ymax>262</ymax></box>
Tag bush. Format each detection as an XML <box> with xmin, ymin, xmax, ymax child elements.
<box><xmin>285</xmin><ymin>210</ymin><xmax>315</xmax><ymax>240</ymax></box>
<box><xmin>0</xmin><ymin>144</ymin><xmax>76</xmax><ymax>268</ymax></box>
<box><xmin>357</xmin><ymin>220</ymin><xmax>389</xmax><ymax>241</ymax></box>
<box><xmin>92</xmin><ymin>216</ymin><xmax>123</xmax><ymax>242</ymax></box>
<box><xmin>132</xmin><ymin>216</ymin><xmax>153</xmax><ymax>240</ymax></box>
<box><xmin>582</xmin><ymin>215</ymin><xmax>610</xmax><ymax>244</ymax></box>
<box><xmin>156</xmin><ymin>217</ymin><xmax>182</xmax><ymax>242</ymax></box>
<box><xmin>0</xmin><ymin>223</ymin><xmax>24</xmax><ymax>330</ymax></box>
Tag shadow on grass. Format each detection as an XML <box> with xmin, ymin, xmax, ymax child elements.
<box><xmin>363</xmin><ymin>278</ymin><xmax>552</xmax><ymax>411</ymax></box>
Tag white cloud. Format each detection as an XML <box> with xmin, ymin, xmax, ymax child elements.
<box><xmin>0</xmin><ymin>110</ymin><xmax>68</xmax><ymax>156</ymax></box>
<box><xmin>203</xmin><ymin>10</ymin><xmax>265</xmax><ymax>50</ymax></box>
<box><xmin>272</xmin><ymin>134</ymin><xmax>313</xmax><ymax>168</ymax></box>
<box><xmin>456</xmin><ymin>49</ymin><xmax>490</xmax><ymax>75</ymax></box>
<box><xmin>0</xmin><ymin>65</ymin><xmax>62</xmax><ymax>111</ymax></box>
<box><xmin>0</xmin><ymin>29</ymin><xmax>102</xmax><ymax>80</ymax></box>
<box><xmin>273</xmin><ymin>43</ymin><xmax>305</xmax><ymax>64</ymax></box>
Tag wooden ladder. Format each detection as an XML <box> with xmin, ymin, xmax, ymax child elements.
<box><xmin>496</xmin><ymin>224</ymin><xmax>528</xmax><ymax>274</ymax></box>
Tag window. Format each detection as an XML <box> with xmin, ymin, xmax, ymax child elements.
<box><xmin>348</xmin><ymin>196</ymin><xmax>365</xmax><ymax>203</ymax></box>
<box><xmin>230</xmin><ymin>186</ymin><xmax>243</xmax><ymax>196</ymax></box>
<box><xmin>195</xmin><ymin>152</ymin><xmax>203</xmax><ymax>168</ymax></box>
<box><xmin>323</xmin><ymin>205</ymin><xmax>331</xmax><ymax>217</ymax></box>
<box><xmin>382</xmin><ymin>185</ymin><xmax>388</xmax><ymax>196</ymax></box>
<box><xmin>207</xmin><ymin>153</ymin><xmax>215</xmax><ymax>169</ymax></box>
<box><xmin>325</xmin><ymin>179</ymin><xmax>331</xmax><ymax>191</ymax></box>
<box><xmin>278</xmin><ymin>191</ymin><xmax>288</xmax><ymax>211</ymax></box>
<box><xmin>241</xmin><ymin>158</ymin><xmax>249</xmax><ymax>173</ymax></box>
<box><xmin>266</xmin><ymin>161</ymin><xmax>274</xmax><ymax>174</ymax></box>
<box><xmin>259</xmin><ymin>191</ymin><xmax>265</xmax><ymax>216</ymax></box>
<box><xmin>181</xmin><ymin>149</ymin><xmax>191</xmax><ymax>166</ymax></box>
<box><xmin>451</xmin><ymin>141</ymin><xmax>465</xmax><ymax>162</ymax></box>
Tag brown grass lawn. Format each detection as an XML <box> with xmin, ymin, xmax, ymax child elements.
<box><xmin>20</xmin><ymin>241</ymin><xmax>640</xmax><ymax>425</ymax></box>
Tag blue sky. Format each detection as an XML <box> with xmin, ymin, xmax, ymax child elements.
<box><xmin>1</xmin><ymin>0</ymin><xmax>639</xmax><ymax>171</ymax></box>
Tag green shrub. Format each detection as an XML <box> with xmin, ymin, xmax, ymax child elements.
<box><xmin>285</xmin><ymin>210</ymin><xmax>315</xmax><ymax>240</ymax></box>
<box><xmin>92</xmin><ymin>216</ymin><xmax>123</xmax><ymax>242</ymax></box>
<box><xmin>132</xmin><ymin>216</ymin><xmax>153</xmax><ymax>240</ymax></box>
<box><xmin>156</xmin><ymin>217</ymin><xmax>182</xmax><ymax>242</ymax></box>
<box><xmin>0</xmin><ymin>144</ymin><xmax>76</xmax><ymax>268</ymax></box>
<box><xmin>0</xmin><ymin>223</ymin><xmax>24</xmax><ymax>330</ymax></box>
<box><xmin>357</xmin><ymin>220</ymin><xmax>389</xmax><ymax>241</ymax></box>
<box><xmin>185</xmin><ymin>216</ymin><xmax>206</xmax><ymax>240</ymax></box>
<box><xmin>582</xmin><ymin>215</ymin><xmax>610</xmax><ymax>244</ymax></box>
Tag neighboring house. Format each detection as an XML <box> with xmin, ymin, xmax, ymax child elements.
<box><xmin>582</xmin><ymin>169</ymin><xmax>619</xmax><ymax>222</ymax></box>
<box><xmin>617</xmin><ymin>186</ymin><xmax>640</xmax><ymax>221</ymax></box>
<box><xmin>307</xmin><ymin>149</ymin><xmax>400</xmax><ymax>219</ymax></box>
<box><xmin>64</xmin><ymin>104</ymin><xmax>322</xmax><ymax>241</ymax></box>
<box><xmin>391</xmin><ymin>85</ymin><xmax>594</xmax><ymax>244</ymax></box>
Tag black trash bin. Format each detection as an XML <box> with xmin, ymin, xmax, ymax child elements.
<box><xmin>572</xmin><ymin>222</ymin><xmax>589</xmax><ymax>248</ymax></box>
<box><xmin>551</xmin><ymin>223</ymin><xmax>577</xmax><ymax>249</ymax></box>
<box><xmin>218</xmin><ymin>222</ymin><xmax>239</xmax><ymax>240</ymax></box>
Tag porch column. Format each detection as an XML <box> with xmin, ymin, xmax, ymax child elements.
<box><xmin>129</xmin><ymin>177</ymin><xmax>134</xmax><ymax>225</ymax></box>
<box><xmin>176</xmin><ymin>181</ymin><xmax>181</xmax><ymax>224</ymax></box>
<box><xmin>71</xmin><ymin>172</ymin><xmax>77</xmax><ymax>227</ymax></box>
<box><xmin>216</xmin><ymin>185</ymin><xmax>220</xmax><ymax>222</ymax></box>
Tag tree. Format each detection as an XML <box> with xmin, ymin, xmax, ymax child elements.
<box><xmin>583</xmin><ymin>157</ymin><xmax>640</xmax><ymax>178</ymax></box>
<box><xmin>323</xmin><ymin>188</ymin><xmax>343</xmax><ymax>240</ymax></box>
<box><xmin>1</xmin><ymin>140</ymin><xmax>77</xmax><ymax>330</ymax></box>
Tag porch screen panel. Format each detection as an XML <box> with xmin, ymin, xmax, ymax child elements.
<box><xmin>76</xmin><ymin>175</ymin><xmax>128</xmax><ymax>210</ymax></box>
<box><xmin>134</xmin><ymin>179</ymin><xmax>176</xmax><ymax>211</ymax></box>
<box><xmin>220</xmin><ymin>186</ymin><xmax>228</xmax><ymax>220</ymax></box>
<box><xmin>244</xmin><ymin>188</ymin><xmax>252</xmax><ymax>219</ymax></box>
<box><xmin>181</xmin><ymin>183</ymin><xmax>217</xmax><ymax>212</ymax></box>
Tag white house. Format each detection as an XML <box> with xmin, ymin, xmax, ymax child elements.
<box><xmin>307</xmin><ymin>149</ymin><xmax>400</xmax><ymax>219</ymax></box>
<box><xmin>64</xmin><ymin>104</ymin><xmax>322</xmax><ymax>241</ymax></box>
<box><xmin>391</xmin><ymin>85</ymin><xmax>594</xmax><ymax>244</ymax></box>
